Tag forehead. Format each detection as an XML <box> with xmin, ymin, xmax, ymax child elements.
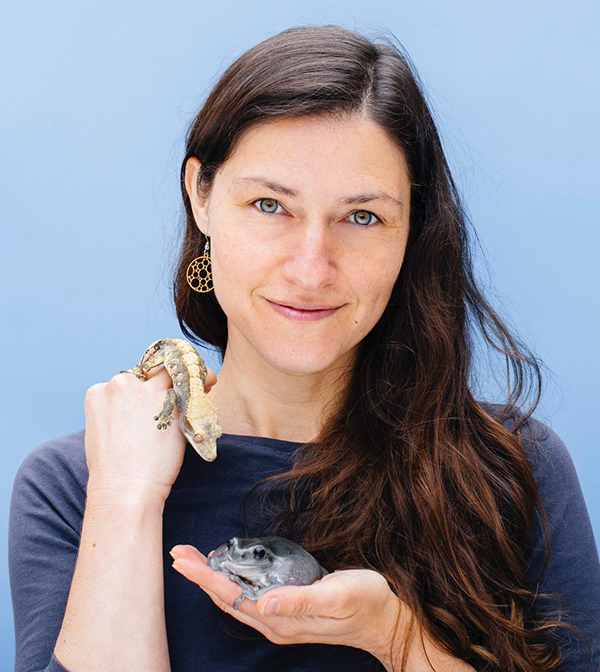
<box><xmin>217</xmin><ymin>114</ymin><xmax>410</xmax><ymax>193</ymax></box>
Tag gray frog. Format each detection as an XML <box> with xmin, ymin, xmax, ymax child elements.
<box><xmin>207</xmin><ymin>536</ymin><xmax>329</xmax><ymax>609</ymax></box>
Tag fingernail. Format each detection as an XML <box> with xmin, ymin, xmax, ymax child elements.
<box><xmin>261</xmin><ymin>598</ymin><xmax>280</xmax><ymax>616</ymax></box>
<box><xmin>172</xmin><ymin>561</ymin><xmax>188</xmax><ymax>577</ymax></box>
<box><xmin>169</xmin><ymin>549</ymin><xmax>181</xmax><ymax>560</ymax></box>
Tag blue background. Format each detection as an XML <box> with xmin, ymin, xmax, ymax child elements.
<box><xmin>1</xmin><ymin>1</ymin><xmax>598</xmax><ymax>667</ymax></box>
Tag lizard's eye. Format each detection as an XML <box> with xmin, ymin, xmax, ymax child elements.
<box><xmin>253</xmin><ymin>546</ymin><xmax>266</xmax><ymax>560</ymax></box>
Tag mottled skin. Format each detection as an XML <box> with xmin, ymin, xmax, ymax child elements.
<box><xmin>120</xmin><ymin>338</ymin><xmax>222</xmax><ymax>461</ymax></box>
<box><xmin>208</xmin><ymin>536</ymin><xmax>329</xmax><ymax>609</ymax></box>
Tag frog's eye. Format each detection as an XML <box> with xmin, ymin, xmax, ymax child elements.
<box><xmin>253</xmin><ymin>546</ymin><xmax>266</xmax><ymax>560</ymax></box>
<box><xmin>226</xmin><ymin>538</ymin><xmax>234</xmax><ymax>550</ymax></box>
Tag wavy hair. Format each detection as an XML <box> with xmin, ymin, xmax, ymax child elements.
<box><xmin>173</xmin><ymin>24</ymin><xmax>592</xmax><ymax>671</ymax></box>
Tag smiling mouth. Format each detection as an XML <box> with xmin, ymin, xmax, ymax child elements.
<box><xmin>267</xmin><ymin>299</ymin><xmax>341</xmax><ymax>311</ymax></box>
<box><xmin>265</xmin><ymin>298</ymin><xmax>342</xmax><ymax>321</ymax></box>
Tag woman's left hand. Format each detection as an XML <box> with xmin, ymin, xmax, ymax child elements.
<box><xmin>169</xmin><ymin>544</ymin><xmax>402</xmax><ymax>661</ymax></box>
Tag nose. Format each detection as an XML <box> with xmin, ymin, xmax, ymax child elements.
<box><xmin>281</xmin><ymin>219</ymin><xmax>338</xmax><ymax>291</ymax></box>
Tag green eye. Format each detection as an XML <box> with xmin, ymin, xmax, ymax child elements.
<box><xmin>253</xmin><ymin>199</ymin><xmax>380</xmax><ymax>226</ymax></box>
<box><xmin>350</xmin><ymin>210</ymin><xmax>379</xmax><ymax>227</ymax></box>
<box><xmin>254</xmin><ymin>198</ymin><xmax>282</xmax><ymax>214</ymax></box>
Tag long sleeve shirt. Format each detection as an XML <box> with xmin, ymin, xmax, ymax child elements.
<box><xmin>9</xmin><ymin>413</ymin><xmax>600</xmax><ymax>671</ymax></box>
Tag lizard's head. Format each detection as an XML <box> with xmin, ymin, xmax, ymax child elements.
<box><xmin>140</xmin><ymin>339</ymin><xmax>167</xmax><ymax>365</ymax></box>
<box><xmin>181</xmin><ymin>415</ymin><xmax>222</xmax><ymax>462</ymax></box>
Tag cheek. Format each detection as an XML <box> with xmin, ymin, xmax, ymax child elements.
<box><xmin>210</xmin><ymin>228</ymin><xmax>276</xmax><ymax>307</ymax></box>
<box><xmin>352</xmin><ymin>245</ymin><xmax>405</xmax><ymax>313</ymax></box>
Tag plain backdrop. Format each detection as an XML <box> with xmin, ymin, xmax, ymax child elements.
<box><xmin>1</xmin><ymin>1</ymin><xmax>598</xmax><ymax>667</ymax></box>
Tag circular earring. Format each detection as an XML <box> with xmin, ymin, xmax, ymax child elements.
<box><xmin>186</xmin><ymin>238</ymin><xmax>213</xmax><ymax>293</ymax></box>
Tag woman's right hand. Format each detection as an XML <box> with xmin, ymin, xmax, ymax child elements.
<box><xmin>84</xmin><ymin>365</ymin><xmax>218</xmax><ymax>503</ymax></box>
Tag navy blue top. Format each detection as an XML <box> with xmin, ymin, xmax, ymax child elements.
<box><xmin>9</xmin><ymin>413</ymin><xmax>600</xmax><ymax>671</ymax></box>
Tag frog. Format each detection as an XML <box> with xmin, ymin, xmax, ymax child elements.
<box><xmin>207</xmin><ymin>536</ymin><xmax>329</xmax><ymax>609</ymax></box>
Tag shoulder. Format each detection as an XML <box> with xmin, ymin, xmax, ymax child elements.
<box><xmin>16</xmin><ymin>427</ymin><xmax>88</xmax><ymax>483</ymax></box>
<box><xmin>480</xmin><ymin>402</ymin><xmax>579</xmax><ymax>506</ymax></box>
<box><xmin>11</xmin><ymin>428</ymin><xmax>88</xmax><ymax>520</ymax></box>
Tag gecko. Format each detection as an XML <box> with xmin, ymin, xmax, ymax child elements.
<box><xmin>120</xmin><ymin>338</ymin><xmax>222</xmax><ymax>461</ymax></box>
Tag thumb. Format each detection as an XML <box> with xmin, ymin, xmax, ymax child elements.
<box><xmin>256</xmin><ymin>577</ymin><xmax>341</xmax><ymax>618</ymax></box>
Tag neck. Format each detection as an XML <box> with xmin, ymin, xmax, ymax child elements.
<box><xmin>206</xmin><ymin>337</ymin><xmax>354</xmax><ymax>444</ymax></box>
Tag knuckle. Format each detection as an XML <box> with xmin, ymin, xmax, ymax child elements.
<box><xmin>85</xmin><ymin>383</ymin><xmax>104</xmax><ymax>402</ymax></box>
<box><xmin>294</xmin><ymin>595</ymin><xmax>311</xmax><ymax>617</ymax></box>
<box><xmin>85</xmin><ymin>384</ymin><xmax>97</xmax><ymax>399</ymax></box>
<box><xmin>108</xmin><ymin>372</ymin><xmax>129</xmax><ymax>387</ymax></box>
<box><xmin>106</xmin><ymin>373</ymin><xmax>135</xmax><ymax>394</ymax></box>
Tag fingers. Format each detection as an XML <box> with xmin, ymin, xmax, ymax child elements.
<box><xmin>145</xmin><ymin>366</ymin><xmax>170</xmax><ymax>382</ymax></box>
<box><xmin>169</xmin><ymin>544</ymin><xmax>273</xmax><ymax>632</ymax></box>
<box><xmin>170</xmin><ymin>544</ymin><xmax>206</xmax><ymax>562</ymax></box>
<box><xmin>205</xmin><ymin>367</ymin><xmax>218</xmax><ymax>392</ymax></box>
<box><xmin>170</xmin><ymin>545</ymin><xmax>244</xmax><ymax>605</ymax></box>
<box><xmin>169</xmin><ymin>545</ymin><xmax>355</xmax><ymax>621</ymax></box>
<box><xmin>167</xmin><ymin>546</ymin><xmax>378</xmax><ymax>647</ymax></box>
<box><xmin>144</xmin><ymin>364</ymin><xmax>217</xmax><ymax>392</ymax></box>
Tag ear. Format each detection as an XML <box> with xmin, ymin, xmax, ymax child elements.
<box><xmin>184</xmin><ymin>157</ymin><xmax>210</xmax><ymax>237</ymax></box>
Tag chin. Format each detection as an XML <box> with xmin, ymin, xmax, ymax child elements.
<box><xmin>259</xmin><ymin>343</ymin><xmax>353</xmax><ymax>377</ymax></box>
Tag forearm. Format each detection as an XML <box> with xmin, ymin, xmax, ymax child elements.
<box><xmin>53</xmin><ymin>482</ymin><xmax>170</xmax><ymax>671</ymax></box>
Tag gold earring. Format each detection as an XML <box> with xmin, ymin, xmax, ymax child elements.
<box><xmin>186</xmin><ymin>238</ymin><xmax>213</xmax><ymax>293</ymax></box>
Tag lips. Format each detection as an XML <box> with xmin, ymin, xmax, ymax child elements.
<box><xmin>278</xmin><ymin>303</ymin><xmax>337</xmax><ymax>311</ymax></box>
<box><xmin>265</xmin><ymin>298</ymin><xmax>342</xmax><ymax>321</ymax></box>
<box><xmin>267</xmin><ymin>299</ymin><xmax>341</xmax><ymax>311</ymax></box>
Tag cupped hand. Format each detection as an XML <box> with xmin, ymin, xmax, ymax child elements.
<box><xmin>169</xmin><ymin>544</ymin><xmax>403</xmax><ymax>661</ymax></box>
<box><xmin>84</xmin><ymin>365</ymin><xmax>217</xmax><ymax>502</ymax></box>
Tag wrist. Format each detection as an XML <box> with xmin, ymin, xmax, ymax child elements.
<box><xmin>370</xmin><ymin>592</ymin><xmax>476</xmax><ymax>672</ymax></box>
<box><xmin>364</xmin><ymin>588</ymin><xmax>405</xmax><ymax>668</ymax></box>
<box><xmin>86</xmin><ymin>474</ymin><xmax>169</xmax><ymax>510</ymax></box>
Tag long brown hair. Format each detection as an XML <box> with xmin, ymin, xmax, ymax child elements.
<box><xmin>173</xmin><ymin>24</ymin><xmax>592</xmax><ymax>671</ymax></box>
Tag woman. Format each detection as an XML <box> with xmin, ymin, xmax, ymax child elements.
<box><xmin>9</xmin><ymin>24</ymin><xmax>600</xmax><ymax>672</ymax></box>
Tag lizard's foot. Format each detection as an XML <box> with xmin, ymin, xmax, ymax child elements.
<box><xmin>154</xmin><ymin>388</ymin><xmax>179</xmax><ymax>430</ymax></box>
<box><xmin>120</xmin><ymin>366</ymin><xmax>148</xmax><ymax>380</ymax></box>
<box><xmin>154</xmin><ymin>411</ymin><xmax>175</xmax><ymax>429</ymax></box>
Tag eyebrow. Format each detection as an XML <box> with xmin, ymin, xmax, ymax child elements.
<box><xmin>232</xmin><ymin>176</ymin><xmax>405</xmax><ymax>212</ymax></box>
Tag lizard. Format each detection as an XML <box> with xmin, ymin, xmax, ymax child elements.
<box><xmin>120</xmin><ymin>338</ymin><xmax>222</xmax><ymax>461</ymax></box>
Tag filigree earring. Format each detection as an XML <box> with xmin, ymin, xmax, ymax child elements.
<box><xmin>186</xmin><ymin>238</ymin><xmax>213</xmax><ymax>293</ymax></box>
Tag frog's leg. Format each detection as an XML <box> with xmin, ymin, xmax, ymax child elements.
<box><xmin>228</xmin><ymin>576</ymin><xmax>255</xmax><ymax>610</ymax></box>
<box><xmin>226</xmin><ymin>576</ymin><xmax>287</xmax><ymax>610</ymax></box>
<box><xmin>251</xmin><ymin>583</ymin><xmax>284</xmax><ymax>602</ymax></box>
<box><xmin>154</xmin><ymin>388</ymin><xmax>180</xmax><ymax>429</ymax></box>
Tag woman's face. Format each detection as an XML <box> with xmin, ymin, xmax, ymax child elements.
<box><xmin>185</xmin><ymin>114</ymin><xmax>411</xmax><ymax>377</ymax></box>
